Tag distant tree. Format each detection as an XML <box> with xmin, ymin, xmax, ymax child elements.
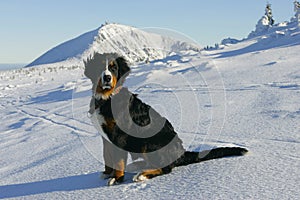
<box><xmin>221</xmin><ymin>37</ymin><xmax>239</xmax><ymax>45</ymax></box>
<box><xmin>294</xmin><ymin>0</ymin><xmax>300</xmax><ymax>25</ymax></box>
<box><xmin>248</xmin><ymin>3</ymin><xmax>275</xmax><ymax>37</ymax></box>
<box><xmin>294</xmin><ymin>0</ymin><xmax>300</xmax><ymax>12</ymax></box>
<box><xmin>265</xmin><ymin>3</ymin><xmax>275</xmax><ymax>25</ymax></box>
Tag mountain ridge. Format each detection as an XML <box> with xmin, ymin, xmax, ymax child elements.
<box><xmin>27</xmin><ymin>27</ymin><xmax>100</xmax><ymax>67</ymax></box>
<box><xmin>27</xmin><ymin>11</ymin><xmax>300</xmax><ymax>68</ymax></box>
<box><xmin>26</xmin><ymin>23</ymin><xmax>201</xmax><ymax>67</ymax></box>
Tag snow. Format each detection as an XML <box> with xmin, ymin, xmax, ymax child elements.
<box><xmin>1</xmin><ymin>22</ymin><xmax>300</xmax><ymax>199</ymax></box>
<box><xmin>26</xmin><ymin>23</ymin><xmax>200</xmax><ymax>67</ymax></box>
<box><xmin>26</xmin><ymin>28</ymin><xmax>100</xmax><ymax>67</ymax></box>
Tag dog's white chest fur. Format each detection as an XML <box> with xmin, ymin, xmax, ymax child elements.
<box><xmin>90</xmin><ymin>108</ymin><xmax>109</xmax><ymax>141</ymax></box>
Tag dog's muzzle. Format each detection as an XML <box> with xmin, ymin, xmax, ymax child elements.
<box><xmin>103</xmin><ymin>74</ymin><xmax>111</xmax><ymax>83</ymax></box>
<box><xmin>101</xmin><ymin>70</ymin><xmax>113</xmax><ymax>89</ymax></box>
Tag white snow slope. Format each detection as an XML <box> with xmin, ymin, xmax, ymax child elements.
<box><xmin>1</xmin><ymin>22</ymin><xmax>300</xmax><ymax>199</ymax></box>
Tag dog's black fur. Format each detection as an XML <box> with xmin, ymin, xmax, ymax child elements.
<box><xmin>86</xmin><ymin>54</ymin><xmax>248</xmax><ymax>185</ymax></box>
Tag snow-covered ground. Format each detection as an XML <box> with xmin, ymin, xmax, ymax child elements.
<box><xmin>1</xmin><ymin>22</ymin><xmax>300</xmax><ymax>199</ymax></box>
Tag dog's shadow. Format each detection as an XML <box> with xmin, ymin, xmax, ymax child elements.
<box><xmin>0</xmin><ymin>173</ymin><xmax>105</xmax><ymax>199</ymax></box>
<box><xmin>0</xmin><ymin>161</ymin><xmax>148</xmax><ymax>198</ymax></box>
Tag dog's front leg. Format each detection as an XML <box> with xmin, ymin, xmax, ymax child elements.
<box><xmin>107</xmin><ymin>157</ymin><xmax>126</xmax><ymax>186</ymax></box>
<box><xmin>101</xmin><ymin>137</ymin><xmax>128</xmax><ymax>186</ymax></box>
<box><xmin>100</xmin><ymin>138</ymin><xmax>114</xmax><ymax>179</ymax></box>
<box><xmin>107</xmin><ymin>147</ymin><xmax>128</xmax><ymax>186</ymax></box>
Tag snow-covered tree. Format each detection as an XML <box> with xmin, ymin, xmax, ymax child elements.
<box><xmin>265</xmin><ymin>3</ymin><xmax>275</xmax><ymax>25</ymax></box>
<box><xmin>248</xmin><ymin>3</ymin><xmax>275</xmax><ymax>37</ymax></box>
<box><xmin>257</xmin><ymin>3</ymin><xmax>275</xmax><ymax>29</ymax></box>
<box><xmin>294</xmin><ymin>0</ymin><xmax>300</xmax><ymax>13</ymax></box>
<box><xmin>293</xmin><ymin>0</ymin><xmax>300</xmax><ymax>26</ymax></box>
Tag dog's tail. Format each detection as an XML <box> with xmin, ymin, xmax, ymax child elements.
<box><xmin>175</xmin><ymin>147</ymin><xmax>248</xmax><ymax>167</ymax></box>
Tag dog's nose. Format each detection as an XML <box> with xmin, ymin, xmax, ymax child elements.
<box><xmin>103</xmin><ymin>74</ymin><xmax>111</xmax><ymax>82</ymax></box>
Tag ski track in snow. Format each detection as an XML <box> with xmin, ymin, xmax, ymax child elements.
<box><xmin>18</xmin><ymin>106</ymin><xmax>93</xmax><ymax>136</ymax></box>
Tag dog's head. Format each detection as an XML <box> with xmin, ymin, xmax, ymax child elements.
<box><xmin>94</xmin><ymin>57</ymin><xmax>130</xmax><ymax>100</ymax></box>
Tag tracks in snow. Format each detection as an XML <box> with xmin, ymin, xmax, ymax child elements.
<box><xmin>18</xmin><ymin>105</ymin><xmax>95</xmax><ymax>136</ymax></box>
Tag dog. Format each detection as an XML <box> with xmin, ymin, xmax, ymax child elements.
<box><xmin>86</xmin><ymin>54</ymin><xmax>248</xmax><ymax>186</ymax></box>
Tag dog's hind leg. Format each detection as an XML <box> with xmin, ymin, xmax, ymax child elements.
<box><xmin>133</xmin><ymin>166</ymin><xmax>172</xmax><ymax>182</ymax></box>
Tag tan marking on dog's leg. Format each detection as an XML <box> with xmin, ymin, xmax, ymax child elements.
<box><xmin>141</xmin><ymin>169</ymin><xmax>163</xmax><ymax>177</ymax></box>
<box><xmin>114</xmin><ymin>159</ymin><xmax>125</xmax><ymax>179</ymax></box>
<box><xmin>133</xmin><ymin>169</ymin><xmax>163</xmax><ymax>182</ymax></box>
<box><xmin>108</xmin><ymin>159</ymin><xmax>126</xmax><ymax>186</ymax></box>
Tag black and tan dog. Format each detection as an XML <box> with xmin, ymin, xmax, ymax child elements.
<box><xmin>86</xmin><ymin>53</ymin><xmax>248</xmax><ymax>186</ymax></box>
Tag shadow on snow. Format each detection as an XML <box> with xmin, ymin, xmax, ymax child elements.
<box><xmin>0</xmin><ymin>173</ymin><xmax>105</xmax><ymax>198</ymax></box>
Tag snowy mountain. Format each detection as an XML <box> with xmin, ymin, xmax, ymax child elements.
<box><xmin>1</xmin><ymin>16</ymin><xmax>300</xmax><ymax>199</ymax></box>
<box><xmin>27</xmin><ymin>23</ymin><xmax>200</xmax><ymax>67</ymax></box>
<box><xmin>26</xmin><ymin>28</ymin><xmax>99</xmax><ymax>67</ymax></box>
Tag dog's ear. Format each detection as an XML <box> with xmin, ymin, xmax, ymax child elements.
<box><xmin>115</xmin><ymin>57</ymin><xmax>130</xmax><ymax>82</ymax></box>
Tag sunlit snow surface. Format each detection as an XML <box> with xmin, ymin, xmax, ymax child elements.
<box><xmin>0</xmin><ymin>23</ymin><xmax>300</xmax><ymax>199</ymax></box>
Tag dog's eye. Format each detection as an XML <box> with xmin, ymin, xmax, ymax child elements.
<box><xmin>109</xmin><ymin>64</ymin><xmax>117</xmax><ymax>72</ymax></box>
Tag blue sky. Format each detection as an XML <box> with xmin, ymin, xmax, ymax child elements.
<box><xmin>0</xmin><ymin>0</ymin><xmax>295</xmax><ymax>64</ymax></box>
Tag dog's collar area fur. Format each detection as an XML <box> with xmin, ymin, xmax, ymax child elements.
<box><xmin>93</xmin><ymin>86</ymin><xmax>123</xmax><ymax>110</ymax></box>
<box><xmin>94</xmin><ymin>98</ymin><xmax>107</xmax><ymax>109</ymax></box>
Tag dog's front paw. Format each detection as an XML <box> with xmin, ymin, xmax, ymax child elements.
<box><xmin>133</xmin><ymin>173</ymin><xmax>148</xmax><ymax>182</ymax></box>
<box><xmin>107</xmin><ymin>176</ymin><xmax>124</xmax><ymax>186</ymax></box>
<box><xmin>107</xmin><ymin>178</ymin><xmax>117</xmax><ymax>186</ymax></box>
